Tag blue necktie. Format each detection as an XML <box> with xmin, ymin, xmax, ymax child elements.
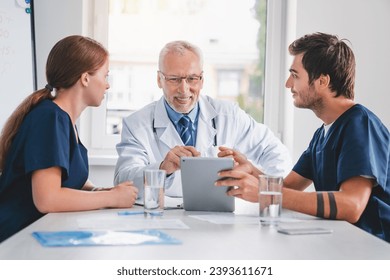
<box><xmin>179</xmin><ymin>116</ymin><xmax>194</xmax><ymax>146</ymax></box>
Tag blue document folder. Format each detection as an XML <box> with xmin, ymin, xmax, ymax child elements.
<box><xmin>32</xmin><ymin>229</ymin><xmax>181</xmax><ymax>246</ymax></box>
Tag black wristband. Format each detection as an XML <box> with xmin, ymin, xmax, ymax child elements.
<box><xmin>328</xmin><ymin>192</ymin><xmax>338</xmax><ymax>220</ymax></box>
<box><xmin>316</xmin><ymin>192</ymin><xmax>325</xmax><ymax>218</ymax></box>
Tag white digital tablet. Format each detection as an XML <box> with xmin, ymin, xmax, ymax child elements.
<box><xmin>180</xmin><ymin>157</ymin><xmax>235</xmax><ymax>212</ymax></box>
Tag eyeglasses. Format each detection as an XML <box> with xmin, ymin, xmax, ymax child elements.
<box><xmin>159</xmin><ymin>71</ymin><xmax>203</xmax><ymax>86</ymax></box>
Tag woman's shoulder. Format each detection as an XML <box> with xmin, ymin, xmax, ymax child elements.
<box><xmin>29</xmin><ymin>100</ymin><xmax>69</xmax><ymax>121</ymax></box>
<box><xmin>22</xmin><ymin>100</ymin><xmax>72</xmax><ymax>135</ymax></box>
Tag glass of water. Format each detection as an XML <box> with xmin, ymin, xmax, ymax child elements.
<box><xmin>258</xmin><ymin>175</ymin><xmax>283</xmax><ymax>226</ymax></box>
<box><xmin>143</xmin><ymin>169</ymin><xmax>166</xmax><ymax>216</ymax></box>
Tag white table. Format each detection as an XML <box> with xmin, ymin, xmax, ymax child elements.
<box><xmin>0</xmin><ymin>208</ymin><xmax>389</xmax><ymax>260</ymax></box>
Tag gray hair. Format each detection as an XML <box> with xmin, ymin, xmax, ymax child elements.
<box><xmin>158</xmin><ymin>40</ymin><xmax>203</xmax><ymax>70</ymax></box>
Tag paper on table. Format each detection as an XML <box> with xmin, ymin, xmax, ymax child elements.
<box><xmin>77</xmin><ymin>216</ymin><xmax>189</xmax><ymax>230</ymax></box>
<box><xmin>135</xmin><ymin>196</ymin><xmax>183</xmax><ymax>209</ymax></box>
<box><xmin>164</xmin><ymin>196</ymin><xmax>183</xmax><ymax>209</ymax></box>
<box><xmin>189</xmin><ymin>214</ymin><xmax>303</xmax><ymax>225</ymax></box>
<box><xmin>190</xmin><ymin>214</ymin><xmax>259</xmax><ymax>224</ymax></box>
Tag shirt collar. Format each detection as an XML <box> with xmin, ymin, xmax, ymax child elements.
<box><xmin>323</xmin><ymin>122</ymin><xmax>334</xmax><ymax>137</ymax></box>
<box><xmin>163</xmin><ymin>98</ymin><xmax>199</xmax><ymax>125</ymax></box>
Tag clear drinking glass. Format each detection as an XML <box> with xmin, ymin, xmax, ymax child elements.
<box><xmin>258</xmin><ymin>175</ymin><xmax>283</xmax><ymax>226</ymax></box>
<box><xmin>144</xmin><ymin>169</ymin><xmax>166</xmax><ymax>216</ymax></box>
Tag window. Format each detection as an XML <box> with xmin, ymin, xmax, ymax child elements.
<box><xmin>84</xmin><ymin>0</ymin><xmax>268</xmax><ymax>154</ymax></box>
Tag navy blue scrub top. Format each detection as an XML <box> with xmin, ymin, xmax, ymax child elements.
<box><xmin>0</xmin><ymin>100</ymin><xmax>88</xmax><ymax>242</ymax></box>
<box><xmin>293</xmin><ymin>104</ymin><xmax>390</xmax><ymax>242</ymax></box>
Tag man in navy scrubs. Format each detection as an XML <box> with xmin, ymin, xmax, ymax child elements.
<box><xmin>217</xmin><ymin>32</ymin><xmax>390</xmax><ymax>242</ymax></box>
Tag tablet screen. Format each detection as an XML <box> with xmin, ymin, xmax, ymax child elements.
<box><xmin>180</xmin><ymin>157</ymin><xmax>235</xmax><ymax>212</ymax></box>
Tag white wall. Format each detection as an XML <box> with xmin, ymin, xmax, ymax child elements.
<box><xmin>34</xmin><ymin>0</ymin><xmax>83</xmax><ymax>88</ymax></box>
<box><xmin>286</xmin><ymin>0</ymin><xmax>390</xmax><ymax>162</ymax></box>
<box><xmin>30</xmin><ymin>0</ymin><xmax>390</xmax><ymax>187</ymax></box>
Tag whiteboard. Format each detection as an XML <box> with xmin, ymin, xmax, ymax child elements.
<box><xmin>0</xmin><ymin>0</ymin><xmax>36</xmax><ymax>130</ymax></box>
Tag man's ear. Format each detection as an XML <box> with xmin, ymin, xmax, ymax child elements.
<box><xmin>318</xmin><ymin>74</ymin><xmax>330</xmax><ymax>88</ymax></box>
<box><xmin>157</xmin><ymin>71</ymin><xmax>162</xmax><ymax>89</ymax></box>
<box><xmin>199</xmin><ymin>76</ymin><xmax>204</xmax><ymax>89</ymax></box>
<box><xmin>81</xmin><ymin>72</ymin><xmax>89</xmax><ymax>87</ymax></box>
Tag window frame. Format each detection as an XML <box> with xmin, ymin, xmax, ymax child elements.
<box><xmin>81</xmin><ymin>0</ymin><xmax>292</xmax><ymax>165</ymax></box>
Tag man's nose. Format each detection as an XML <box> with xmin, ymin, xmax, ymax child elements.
<box><xmin>285</xmin><ymin>75</ymin><xmax>292</xmax><ymax>88</ymax></box>
<box><xmin>178</xmin><ymin>77</ymin><xmax>190</xmax><ymax>91</ymax></box>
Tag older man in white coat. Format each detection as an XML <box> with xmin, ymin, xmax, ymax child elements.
<box><xmin>114</xmin><ymin>40</ymin><xmax>291</xmax><ymax>202</ymax></box>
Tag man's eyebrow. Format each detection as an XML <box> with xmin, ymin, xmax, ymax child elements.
<box><xmin>289</xmin><ymin>68</ymin><xmax>298</xmax><ymax>74</ymax></box>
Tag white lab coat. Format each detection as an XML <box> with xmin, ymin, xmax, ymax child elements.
<box><xmin>114</xmin><ymin>95</ymin><xmax>291</xmax><ymax>199</ymax></box>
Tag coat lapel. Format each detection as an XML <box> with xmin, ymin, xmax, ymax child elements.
<box><xmin>153</xmin><ymin>97</ymin><xmax>182</xmax><ymax>149</ymax></box>
<box><xmin>196</xmin><ymin>96</ymin><xmax>218</xmax><ymax>150</ymax></box>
